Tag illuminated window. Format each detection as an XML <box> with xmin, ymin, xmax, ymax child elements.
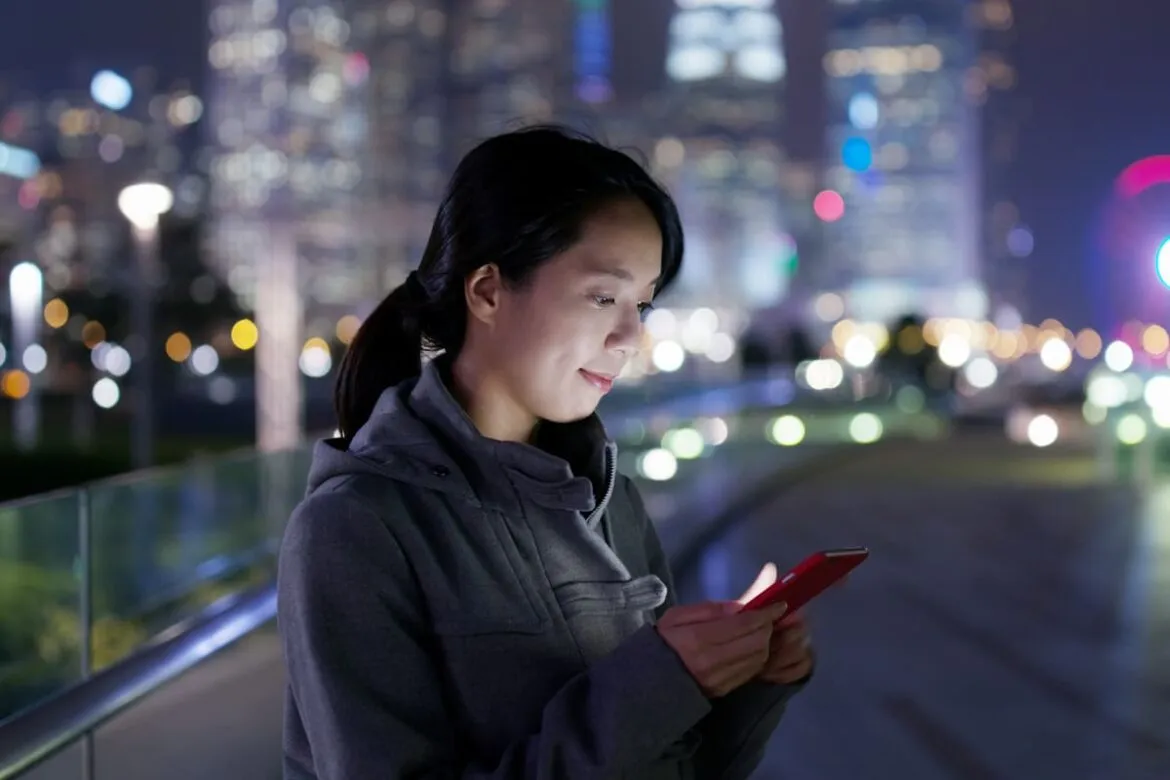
<box><xmin>848</xmin><ymin>93</ymin><xmax>879</xmax><ymax>129</ymax></box>
<box><xmin>667</xmin><ymin>47</ymin><xmax>726</xmax><ymax>81</ymax></box>
<box><xmin>676</xmin><ymin>0</ymin><xmax>774</xmax><ymax>8</ymax></box>
<box><xmin>735</xmin><ymin>47</ymin><xmax>786</xmax><ymax>81</ymax></box>
<box><xmin>667</xmin><ymin>5</ymin><xmax>785</xmax><ymax>83</ymax></box>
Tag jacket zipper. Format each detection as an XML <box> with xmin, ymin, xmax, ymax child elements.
<box><xmin>583</xmin><ymin>444</ymin><xmax>617</xmax><ymax>529</ymax></box>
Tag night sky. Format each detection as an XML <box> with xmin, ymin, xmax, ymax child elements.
<box><xmin>3</xmin><ymin>0</ymin><xmax>1169</xmax><ymax>328</ymax></box>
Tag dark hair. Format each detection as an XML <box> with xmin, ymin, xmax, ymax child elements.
<box><xmin>334</xmin><ymin>125</ymin><xmax>685</xmax><ymax>442</ymax></box>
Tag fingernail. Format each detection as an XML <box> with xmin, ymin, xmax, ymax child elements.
<box><xmin>723</xmin><ymin>602</ymin><xmax>743</xmax><ymax>614</ymax></box>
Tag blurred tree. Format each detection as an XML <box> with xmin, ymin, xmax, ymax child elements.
<box><xmin>741</xmin><ymin>333</ymin><xmax>771</xmax><ymax>372</ymax></box>
<box><xmin>155</xmin><ymin>216</ymin><xmax>244</xmax><ymax>335</ymax></box>
<box><xmin>783</xmin><ymin>327</ymin><xmax>817</xmax><ymax>364</ymax></box>
<box><xmin>881</xmin><ymin>313</ymin><xmax>947</xmax><ymax>390</ymax></box>
<box><xmin>55</xmin><ymin>215</ymin><xmax>247</xmax><ymax>375</ymax></box>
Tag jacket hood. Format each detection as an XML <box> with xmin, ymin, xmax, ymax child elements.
<box><xmin>305</xmin><ymin>358</ymin><xmax>617</xmax><ymax>518</ymax></box>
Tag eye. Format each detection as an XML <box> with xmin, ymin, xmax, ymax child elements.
<box><xmin>591</xmin><ymin>295</ymin><xmax>654</xmax><ymax>321</ymax></box>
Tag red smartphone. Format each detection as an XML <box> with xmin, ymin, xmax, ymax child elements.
<box><xmin>741</xmin><ymin>547</ymin><xmax>869</xmax><ymax>614</ymax></box>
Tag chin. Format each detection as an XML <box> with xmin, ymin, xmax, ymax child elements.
<box><xmin>539</xmin><ymin>396</ymin><xmax>601</xmax><ymax>424</ymax></box>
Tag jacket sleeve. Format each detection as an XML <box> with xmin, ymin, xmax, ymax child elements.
<box><xmin>278</xmin><ymin>488</ymin><xmax>713</xmax><ymax>780</ymax></box>
<box><xmin>625</xmin><ymin>478</ymin><xmax>809</xmax><ymax>780</ymax></box>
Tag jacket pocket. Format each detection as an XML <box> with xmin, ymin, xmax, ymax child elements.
<box><xmin>554</xmin><ymin>575</ymin><xmax>668</xmax><ymax>618</ymax></box>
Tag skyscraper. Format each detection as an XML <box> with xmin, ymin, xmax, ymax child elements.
<box><xmin>970</xmin><ymin>0</ymin><xmax>1026</xmax><ymax>323</ymax></box>
<box><xmin>206</xmin><ymin>0</ymin><xmax>368</xmax><ymax>448</ymax></box>
<box><xmin>817</xmin><ymin>0</ymin><xmax>985</xmax><ymax>326</ymax></box>
<box><xmin>206</xmin><ymin>0</ymin><xmax>626</xmax><ymax>444</ymax></box>
<box><xmin>347</xmin><ymin>0</ymin><xmax>450</xmax><ymax>289</ymax></box>
<box><xmin>653</xmin><ymin>0</ymin><xmax>806</xmax><ymax>314</ymax></box>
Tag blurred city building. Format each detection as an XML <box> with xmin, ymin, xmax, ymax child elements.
<box><xmin>813</xmin><ymin>0</ymin><xmax>986</xmax><ymax>328</ymax></box>
<box><xmin>651</xmin><ymin>0</ymin><xmax>811</xmax><ymax>315</ymax></box>
<box><xmin>0</xmin><ymin>71</ymin><xmax>202</xmax><ymax>295</ymax></box>
<box><xmin>971</xmin><ymin>0</ymin><xmax>1028</xmax><ymax>325</ymax></box>
<box><xmin>205</xmin><ymin>0</ymin><xmax>666</xmax><ymax>443</ymax></box>
<box><xmin>205</xmin><ymin>0</ymin><xmax>369</xmax><ymax>448</ymax></box>
<box><xmin>0</xmin><ymin>70</ymin><xmax>208</xmax><ymax>410</ymax></box>
<box><xmin>607</xmin><ymin>0</ymin><xmax>811</xmax><ymax>380</ymax></box>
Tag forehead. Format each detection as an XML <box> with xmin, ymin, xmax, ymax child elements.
<box><xmin>554</xmin><ymin>199</ymin><xmax>664</xmax><ymax>287</ymax></box>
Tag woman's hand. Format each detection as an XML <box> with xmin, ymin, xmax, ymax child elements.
<box><xmin>656</xmin><ymin>601</ymin><xmax>786</xmax><ymax>698</ymax></box>
<box><xmin>757</xmin><ymin>611</ymin><xmax>814</xmax><ymax>685</ymax></box>
<box><xmin>736</xmin><ymin>562</ymin><xmax>815</xmax><ymax>685</ymax></box>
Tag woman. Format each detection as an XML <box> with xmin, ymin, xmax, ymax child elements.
<box><xmin>278</xmin><ymin>126</ymin><xmax>814</xmax><ymax>780</ymax></box>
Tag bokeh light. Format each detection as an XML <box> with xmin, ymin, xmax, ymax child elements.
<box><xmin>1</xmin><ymin>370</ymin><xmax>30</xmax><ymax>399</ymax></box>
<box><xmin>166</xmin><ymin>332</ymin><xmax>193</xmax><ymax>362</ymax></box>
<box><xmin>336</xmin><ymin>315</ymin><xmax>361</xmax><ymax>345</ymax></box>
<box><xmin>81</xmin><ymin>321</ymin><xmax>106</xmax><ymax>349</ymax></box>
<box><xmin>1157</xmin><ymin>238</ymin><xmax>1170</xmax><ymax>288</ymax></box>
<box><xmin>43</xmin><ymin>299</ymin><xmax>69</xmax><ymax>329</ymax></box>
<box><xmin>769</xmin><ymin>415</ymin><xmax>806</xmax><ymax>446</ymax></box>
<box><xmin>92</xmin><ymin>377</ymin><xmax>121</xmax><ymax>409</ymax></box>
<box><xmin>231</xmin><ymin>318</ymin><xmax>259</xmax><ymax>350</ymax></box>
<box><xmin>1026</xmin><ymin>414</ymin><xmax>1058</xmax><ymax>447</ymax></box>
<box><xmin>813</xmin><ymin>190</ymin><xmax>845</xmax><ymax>222</ymax></box>
<box><xmin>299</xmin><ymin>337</ymin><xmax>333</xmax><ymax>378</ymax></box>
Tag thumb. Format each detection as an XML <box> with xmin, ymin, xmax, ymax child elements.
<box><xmin>737</xmin><ymin>562</ymin><xmax>779</xmax><ymax>605</ymax></box>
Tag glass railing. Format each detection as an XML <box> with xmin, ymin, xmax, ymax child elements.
<box><xmin>0</xmin><ymin>375</ymin><xmax>948</xmax><ymax>725</ymax></box>
<box><xmin>0</xmin><ymin>491</ymin><xmax>83</xmax><ymax>722</ymax></box>
<box><xmin>0</xmin><ymin>446</ymin><xmax>312</xmax><ymax>722</ymax></box>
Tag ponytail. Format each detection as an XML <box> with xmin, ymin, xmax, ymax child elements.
<box><xmin>333</xmin><ymin>281</ymin><xmax>423</xmax><ymax>443</ymax></box>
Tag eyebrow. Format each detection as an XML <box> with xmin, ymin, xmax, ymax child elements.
<box><xmin>581</xmin><ymin>263</ymin><xmax>662</xmax><ymax>288</ymax></box>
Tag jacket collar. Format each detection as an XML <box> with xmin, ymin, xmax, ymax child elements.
<box><xmin>343</xmin><ymin>357</ymin><xmax>616</xmax><ymax>517</ymax></box>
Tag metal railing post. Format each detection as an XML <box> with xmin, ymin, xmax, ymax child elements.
<box><xmin>77</xmin><ymin>488</ymin><xmax>94</xmax><ymax>780</ymax></box>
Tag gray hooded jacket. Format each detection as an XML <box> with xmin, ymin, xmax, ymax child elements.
<box><xmin>278</xmin><ymin>359</ymin><xmax>802</xmax><ymax>779</ymax></box>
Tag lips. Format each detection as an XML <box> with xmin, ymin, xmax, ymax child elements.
<box><xmin>579</xmin><ymin>369</ymin><xmax>615</xmax><ymax>393</ymax></box>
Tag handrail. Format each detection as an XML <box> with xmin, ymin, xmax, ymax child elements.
<box><xmin>0</xmin><ymin>583</ymin><xmax>277</xmax><ymax>780</ymax></box>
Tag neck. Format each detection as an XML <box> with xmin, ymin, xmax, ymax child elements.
<box><xmin>449</xmin><ymin>352</ymin><xmax>538</xmax><ymax>443</ymax></box>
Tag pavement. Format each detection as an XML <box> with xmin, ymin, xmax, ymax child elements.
<box><xmin>673</xmin><ymin>435</ymin><xmax>1170</xmax><ymax>780</ymax></box>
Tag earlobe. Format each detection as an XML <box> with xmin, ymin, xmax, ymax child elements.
<box><xmin>464</xmin><ymin>263</ymin><xmax>502</xmax><ymax>326</ymax></box>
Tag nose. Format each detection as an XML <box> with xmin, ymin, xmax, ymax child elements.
<box><xmin>606</xmin><ymin>302</ymin><xmax>643</xmax><ymax>357</ymax></box>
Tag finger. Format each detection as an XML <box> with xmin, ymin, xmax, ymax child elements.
<box><xmin>662</xmin><ymin>601</ymin><xmax>742</xmax><ymax>627</ymax></box>
<box><xmin>777</xmin><ymin>624</ymin><xmax>808</xmax><ymax>645</ymax></box>
<box><xmin>763</xmin><ymin>624</ymin><xmax>808</xmax><ymax>654</ymax></box>
<box><xmin>768</xmin><ymin>637</ymin><xmax>812</xmax><ymax>669</ymax></box>
<box><xmin>706</xmin><ymin>649</ymin><xmax>773</xmax><ymax>694</ymax></box>
<box><xmin>774</xmin><ymin>611</ymin><xmax>806</xmax><ymax>630</ymax></box>
<box><xmin>763</xmin><ymin>638</ymin><xmax>813</xmax><ymax>669</ymax></box>
<box><xmin>736</xmin><ymin>562</ymin><xmax>778</xmax><ymax>605</ymax></box>
<box><xmin>769</xmin><ymin>642</ymin><xmax>811</xmax><ymax>669</ymax></box>
<box><xmin>699</xmin><ymin>622</ymin><xmax>775</xmax><ymax>672</ymax></box>
<box><xmin>697</xmin><ymin>605</ymin><xmax>786</xmax><ymax>645</ymax></box>
<box><xmin>766</xmin><ymin>657</ymin><xmax>814</xmax><ymax>685</ymax></box>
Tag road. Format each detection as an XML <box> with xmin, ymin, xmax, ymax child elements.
<box><xmin>674</xmin><ymin>435</ymin><xmax>1170</xmax><ymax>780</ymax></box>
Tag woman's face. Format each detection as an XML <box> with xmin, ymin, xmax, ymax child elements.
<box><xmin>468</xmin><ymin>198</ymin><xmax>664</xmax><ymax>434</ymax></box>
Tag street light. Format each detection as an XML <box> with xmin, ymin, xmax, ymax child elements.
<box><xmin>117</xmin><ymin>183</ymin><xmax>173</xmax><ymax>231</ymax></box>
<box><xmin>8</xmin><ymin>261</ymin><xmax>43</xmax><ymax>450</ymax></box>
<box><xmin>1156</xmin><ymin>237</ymin><xmax>1170</xmax><ymax>289</ymax></box>
<box><xmin>118</xmin><ymin>182</ymin><xmax>173</xmax><ymax>469</ymax></box>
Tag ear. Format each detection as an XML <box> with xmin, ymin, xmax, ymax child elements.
<box><xmin>464</xmin><ymin>263</ymin><xmax>504</xmax><ymax>327</ymax></box>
